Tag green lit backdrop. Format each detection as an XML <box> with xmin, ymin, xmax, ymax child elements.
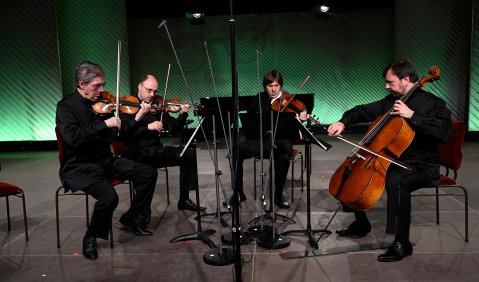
<box><xmin>0</xmin><ymin>0</ymin><xmax>477</xmax><ymax>142</ymax></box>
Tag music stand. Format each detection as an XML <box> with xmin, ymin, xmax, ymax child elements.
<box><xmin>170</xmin><ymin>117</ymin><xmax>216</xmax><ymax>248</ymax></box>
<box><xmin>281</xmin><ymin>118</ymin><xmax>332</xmax><ymax>248</ymax></box>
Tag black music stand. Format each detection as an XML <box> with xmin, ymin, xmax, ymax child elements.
<box><xmin>170</xmin><ymin>117</ymin><xmax>216</xmax><ymax>248</ymax></box>
<box><xmin>281</xmin><ymin>118</ymin><xmax>333</xmax><ymax>248</ymax></box>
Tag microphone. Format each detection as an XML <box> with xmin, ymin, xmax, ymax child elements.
<box><xmin>158</xmin><ymin>19</ymin><xmax>166</xmax><ymax>29</ymax></box>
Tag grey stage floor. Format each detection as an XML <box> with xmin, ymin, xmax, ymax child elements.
<box><xmin>1</xmin><ymin>133</ymin><xmax>478</xmax><ymax>282</ymax></box>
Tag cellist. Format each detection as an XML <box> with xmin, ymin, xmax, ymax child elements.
<box><xmin>327</xmin><ymin>59</ymin><xmax>453</xmax><ymax>262</ymax></box>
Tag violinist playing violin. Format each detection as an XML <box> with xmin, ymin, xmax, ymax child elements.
<box><xmin>233</xmin><ymin>69</ymin><xmax>310</xmax><ymax>209</ymax></box>
<box><xmin>327</xmin><ymin>59</ymin><xmax>453</xmax><ymax>262</ymax></box>
<box><xmin>120</xmin><ymin>74</ymin><xmax>205</xmax><ymax>228</ymax></box>
<box><xmin>56</xmin><ymin>61</ymin><xmax>158</xmax><ymax>260</ymax></box>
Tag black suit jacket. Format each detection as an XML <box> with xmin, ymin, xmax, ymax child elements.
<box><xmin>55</xmin><ymin>90</ymin><xmax>131</xmax><ymax>192</ymax></box>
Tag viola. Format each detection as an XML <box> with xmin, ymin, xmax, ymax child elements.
<box><xmin>152</xmin><ymin>96</ymin><xmax>204</xmax><ymax>114</ymax></box>
<box><xmin>271</xmin><ymin>92</ymin><xmax>320</xmax><ymax>124</ymax></box>
<box><xmin>328</xmin><ymin>66</ymin><xmax>441</xmax><ymax>211</ymax></box>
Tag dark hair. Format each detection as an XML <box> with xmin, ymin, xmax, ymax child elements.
<box><xmin>383</xmin><ymin>59</ymin><xmax>418</xmax><ymax>82</ymax></box>
<box><xmin>75</xmin><ymin>61</ymin><xmax>105</xmax><ymax>85</ymax></box>
<box><xmin>263</xmin><ymin>69</ymin><xmax>283</xmax><ymax>89</ymax></box>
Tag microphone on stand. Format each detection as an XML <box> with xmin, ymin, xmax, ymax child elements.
<box><xmin>158</xmin><ymin>19</ymin><xmax>167</xmax><ymax>29</ymax></box>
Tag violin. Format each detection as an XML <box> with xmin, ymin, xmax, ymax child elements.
<box><xmin>92</xmin><ymin>92</ymin><xmax>145</xmax><ymax>115</ymax></box>
<box><xmin>271</xmin><ymin>92</ymin><xmax>320</xmax><ymax>124</ymax></box>
<box><xmin>92</xmin><ymin>91</ymin><xmax>119</xmax><ymax>115</ymax></box>
<box><xmin>92</xmin><ymin>92</ymin><xmax>202</xmax><ymax>115</ymax></box>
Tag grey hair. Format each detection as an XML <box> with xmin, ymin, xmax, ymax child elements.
<box><xmin>75</xmin><ymin>60</ymin><xmax>105</xmax><ymax>86</ymax></box>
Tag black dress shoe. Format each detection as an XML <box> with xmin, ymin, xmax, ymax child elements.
<box><xmin>138</xmin><ymin>214</ymin><xmax>151</xmax><ymax>229</ymax></box>
<box><xmin>377</xmin><ymin>241</ymin><xmax>413</xmax><ymax>262</ymax></box>
<box><xmin>224</xmin><ymin>192</ymin><xmax>247</xmax><ymax>206</ymax></box>
<box><xmin>82</xmin><ymin>237</ymin><xmax>98</xmax><ymax>260</ymax></box>
<box><xmin>178</xmin><ymin>199</ymin><xmax>207</xmax><ymax>211</ymax></box>
<box><xmin>336</xmin><ymin>220</ymin><xmax>371</xmax><ymax>237</ymax></box>
<box><xmin>119</xmin><ymin>214</ymin><xmax>153</xmax><ymax>236</ymax></box>
<box><xmin>274</xmin><ymin>197</ymin><xmax>290</xmax><ymax>209</ymax></box>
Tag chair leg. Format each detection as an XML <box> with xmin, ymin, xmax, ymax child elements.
<box><xmin>253</xmin><ymin>157</ymin><xmax>257</xmax><ymax>201</ymax></box>
<box><xmin>464</xmin><ymin>186</ymin><xmax>469</xmax><ymax>242</ymax></box>
<box><xmin>110</xmin><ymin>222</ymin><xmax>114</xmax><ymax>249</ymax></box>
<box><xmin>19</xmin><ymin>189</ymin><xmax>29</xmax><ymax>241</ymax></box>
<box><xmin>55</xmin><ymin>186</ymin><xmax>62</xmax><ymax>248</ymax></box>
<box><xmin>455</xmin><ymin>185</ymin><xmax>469</xmax><ymax>242</ymax></box>
<box><xmin>300</xmin><ymin>153</ymin><xmax>304</xmax><ymax>192</ymax></box>
<box><xmin>85</xmin><ymin>194</ymin><xmax>90</xmax><ymax>227</ymax></box>
<box><xmin>128</xmin><ymin>181</ymin><xmax>134</xmax><ymax>205</ymax></box>
<box><xmin>165</xmin><ymin>167</ymin><xmax>170</xmax><ymax>205</ymax></box>
<box><xmin>291</xmin><ymin>157</ymin><xmax>295</xmax><ymax>202</ymax></box>
<box><xmin>6</xmin><ymin>196</ymin><xmax>11</xmax><ymax>231</ymax></box>
<box><xmin>435</xmin><ymin>186</ymin><xmax>440</xmax><ymax>225</ymax></box>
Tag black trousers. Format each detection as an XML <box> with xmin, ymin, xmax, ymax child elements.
<box><xmin>123</xmin><ymin>145</ymin><xmax>198</xmax><ymax>216</ymax></box>
<box><xmin>234</xmin><ymin>139</ymin><xmax>292</xmax><ymax>199</ymax></box>
<box><xmin>82</xmin><ymin>157</ymin><xmax>157</xmax><ymax>239</ymax></box>
<box><xmin>150</xmin><ymin>145</ymin><xmax>198</xmax><ymax>201</ymax></box>
<box><xmin>353</xmin><ymin>164</ymin><xmax>438</xmax><ymax>242</ymax></box>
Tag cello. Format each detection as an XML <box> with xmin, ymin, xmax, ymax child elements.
<box><xmin>328</xmin><ymin>66</ymin><xmax>441</xmax><ymax>211</ymax></box>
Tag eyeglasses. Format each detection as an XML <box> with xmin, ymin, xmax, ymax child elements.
<box><xmin>141</xmin><ymin>83</ymin><xmax>158</xmax><ymax>94</ymax></box>
<box><xmin>91</xmin><ymin>82</ymin><xmax>106</xmax><ymax>90</ymax></box>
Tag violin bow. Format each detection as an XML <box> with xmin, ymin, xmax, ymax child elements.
<box><xmin>160</xmin><ymin>63</ymin><xmax>171</xmax><ymax>124</ymax></box>
<box><xmin>115</xmin><ymin>40</ymin><xmax>122</xmax><ymax>135</ymax></box>
<box><xmin>336</xmin><ymin>134</ymin><xmax>410</xmax><ymax>170</ymax></box>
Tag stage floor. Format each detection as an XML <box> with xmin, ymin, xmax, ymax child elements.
<box><xmin>1</xmin><ymin>133</ymin><xmax>479</xmax><ymax>281</ymax></box>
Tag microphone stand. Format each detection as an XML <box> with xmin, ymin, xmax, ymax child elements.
<box><xmin>203</xmin><ymin>115</ymin><xmax>235</xmax><ymax>266</ymax></box>
<box><xmin>250</xmin><ymin>111</ymin><xmax>291</xmax><ymax>249</ymax></box>
<box><xmin>248</xmin><ymin>96</ymin><xmax>295</xmax><ymax>227</ymax></box>
<box><xmin>227</xmin><ymin>0</ymin><xmax>243</xmax><ymax>280</ymax></box>
<box><xmin>170</xmin><ymin>117</ymin><xmax>216</xmax><ymax>248</ymax></box>
<box><xmin>195</xmin><ymin>42</ymin><xmax>233</xmax><ymax>229</ymax></box>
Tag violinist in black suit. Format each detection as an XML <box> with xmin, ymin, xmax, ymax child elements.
<box><xmin>56</xmin><ymin>61</ymin><xmax>158</xmax><ymax>260</ymax></box>
<box><xmin>119</xmin><ymin>74</ymin><xmax>205</xmax><ymax>229</ymax></box>
<box><xmin>234</xmin><ymin>69</ymin><xmax>310</xmax><ymax>209</ymax></box>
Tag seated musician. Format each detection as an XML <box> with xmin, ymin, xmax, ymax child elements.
<box><xmin>233</xmin><ymin>69</ymin><xmax>310</xmax><ymax>209</ymax></box>
<box><xmin>56</xmin><ymin>61</ymin><xmax>158</xmax><ymax>260</ymax></box>
<box><xmin>327</xmin><ymin>59</ymin><xmax>453</xmax><ymax>262</ymax></box>
<box><xmin>120</xmin><ymin>74</ymin><xmax>205</xmax><ymax>229</ymax></box>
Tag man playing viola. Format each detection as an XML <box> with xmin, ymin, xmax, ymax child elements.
<box><xmin>234</xmin><ymin>69</ymin><xmax>310</xmax><ymax>209</ymax></box>
<box><xmin>120</xmin><ymin>74</ymin><xmax>205</xmax><ymax>229</ymax></box>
